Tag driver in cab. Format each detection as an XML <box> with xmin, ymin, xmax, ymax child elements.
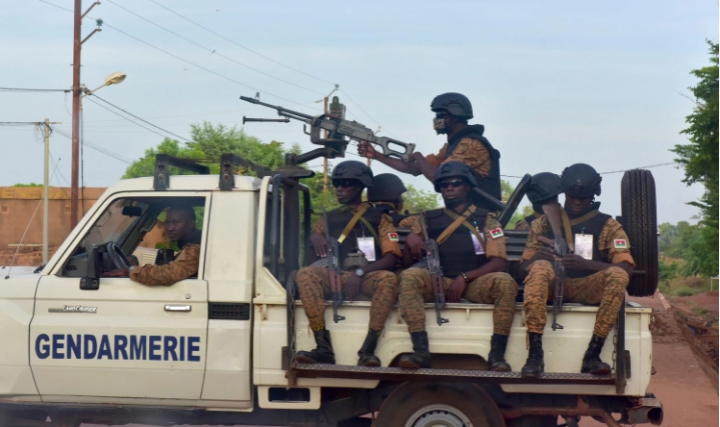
<box><xmin>104</xmin><ymin>206</ymin><xmax>201</xmax><ymax>286</ymax></box>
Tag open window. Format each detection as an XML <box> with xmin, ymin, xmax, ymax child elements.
<box><xmin>61</xmin><ymin>196</ymin><xmax>206</xmax><ymax>279</ymax></box>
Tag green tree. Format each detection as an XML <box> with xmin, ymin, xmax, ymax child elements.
<box><xmin>403</xmin><ymin>184</ymin><xmax>439</xmax><ymax>214</ymax></box>
<box><xmin>671</xmin><ymin>41</ymin><xmax>719</xmax><ymax>276</ymax></box>
<box><xmin>13</xmin><ymin>183</ymin><xmax>44</xmax><ymax>187</ymax></box>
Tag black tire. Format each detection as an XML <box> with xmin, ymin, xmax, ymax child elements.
<box><xmin>621</xmin><ymin>169</ymin><xmax>658</xmax><ymax>297</ymax></box>
<box><xmin>374</xmin><ymin>382</ymin><xmax>505</xmax><ymax>427</ymax></box>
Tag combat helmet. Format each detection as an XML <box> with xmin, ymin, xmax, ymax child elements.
<box><xmin>526</xmin><ymin>172</ymin><xmax>563</xmax><ymax>204</ymax></box>
<box><xmin>431</xmin><ymin>93</ymin><xmax>474</xmax><ymax>119</ymax></box>
<box><xmin>561</xmin><ymin>163</ymin><xmax>602</xmax><ymax>198</ymax></box>
<box><xmin>331</xmin><ymin>160</ymin><xmax>374</xmax><ymax>188</ymax></box>
<box><xmin>433</xmin><ymin>161</ymin><xmax>477</xmax><ymax>192</ymax></box>
<box><xmin>368</xmin><ymin>173</ymin><xmax>407</xmax><ymax>202</ymax></box>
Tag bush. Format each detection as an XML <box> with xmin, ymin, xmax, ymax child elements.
<box><xmin>673</xmin><ymin>286</ymin><xmax>697</xmax><ymax>297</ymax></box>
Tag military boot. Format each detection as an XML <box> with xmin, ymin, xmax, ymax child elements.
<box><xmin>295</xmin><ymin>329</ymin><xmax>336</xmax><ymax>364</ymax></box>
<box><xmin>357</xmin><ymin>329</ymin><xmax>382</xmax><ymax>367</ymax></box>
<box><xmin>521</xmin><ymin>332</ymin><xmax>545</xmax><ymax>377</ymax></box>
<box><xmin>487</xmin><ymin>334</ymin><xmax>512</xmax><ymax>372</ymax></box>
<box><xmin>581</xmin><ymin>334</ymin><xmax>611</xmax><ymax>375</ymax></box>
<box><xmin>398</xmin><ymin>331</ymin><xmax>432</xmax><ymax>369</ymax></box>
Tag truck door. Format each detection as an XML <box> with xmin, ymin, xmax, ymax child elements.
<box><xmin>30</xmin><ymin>192</ymin><xmax>210</xmax><ymax>403</ymax></box>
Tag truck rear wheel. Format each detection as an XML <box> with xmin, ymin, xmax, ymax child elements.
<box><xmin>374</xmin><ymin>382</ymin><xmax>505</xmax><ymax>427</ymax></box>
<box><xmin>621</xmin><ymin>169</ymin><xmax>659</xmax><ymax>297</ymax></box>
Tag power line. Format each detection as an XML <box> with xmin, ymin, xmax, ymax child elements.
<box><xmin>149</xmin><ymin>0</ymin><xmax>336</xmax><ymax>86</ymax></box>
<box><xmin>599</xmin><ymin>162</ymin><xmax>676</xmax><ymax>175</ymax></box>
<box><xmin>106</xmin><ymin>0</ymin><xmax>326</xmax><ymax>96</ymax></box>
<box><xmin>52</xmin><ymin>127</ymin><xmax>132</xmax><ymax>164</ymax></box>
<box><xmin>0</xmin><ymin>87</ymin><xmax>68</xmax><ymax>92</ymax></box>
<box><xmin>37</xmin><ymin>0</ymin><xmax>317</xmax><ymax>110</ymax></box>
<box><xmin>0</xmin><ymin>122</ymin><xmax>45</xmax><ymax>126</ymax></box>
<box><xmin>85</xmin><ymin>94</ymin><xmax>193</xmax><ymax>142</ymax></box>
<box><xmin>339</xmin><ymin>89</ymin><xmax>396</xmax><ymax>138</ymax></box>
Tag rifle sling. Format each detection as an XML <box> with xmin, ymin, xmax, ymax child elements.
<box><xmin>337</xmin><ymin>203</ymin><xmax>379</xmax><ymax>243</ymax></box>
<box><xmin>560</xmin><ymin>209</ymin><xmax>600</xmax><ymax>253</ymax></box>
<box><xmin>437</xmin><ymin>205</ymin><xmax>484</xmax><ymax>245</ymax></box>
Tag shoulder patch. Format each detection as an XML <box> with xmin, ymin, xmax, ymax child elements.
<box><xmin>613</xmin><ymin>239</ymin><xmax>628</xmax><ymax>249</ymax></box>
<box><xmin>490</xmin><ymin>228</ymin><xmax>504</xmax><ymax>239</ymax></box>
<box><xmin>388</xmin><ymin>233</ymin><xmax>399</xmax><ymax>242</ymax></box>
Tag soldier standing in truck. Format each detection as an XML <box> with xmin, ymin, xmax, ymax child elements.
<box><xmin>357</xmin><ymin>93</ymin><xmax>502</xmax><ymax>211</ymax></box>
<box><xmin>295</xmin><ymin>161</ymin><xmax>401</xmax><ymax>367</ymax></box>
<box><xmin>395</xmin><ymin>162</ymin><xmax>518</xmax><ymax>371</ymax></box>
<box><xmin>520</xmin><ymin>163</ymin><xmax>635</xmax><ymax>378</ymax></box>
<box><xmin>514</xmin><ymin>172</ymin><xmax>564</xmax><ymax>231</ymax></box>
<box><xmin>103</xmin><ymin>206</ymin><xmax>201</xmax><ymax>286</ymax></box>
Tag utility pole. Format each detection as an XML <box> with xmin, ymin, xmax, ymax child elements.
<box><xmin>318</xmin><ymin>85</ymin><xmax>339</xmax><ymax>192</ymax></box>
<box><xmin>70</xmin><ymin>1</ymin><xmax>102</xmax><ymax>230</ymax></box>
<box><xmin>42</xmin><ymin>119</ymin><xmax>62</xmax><ymax>264</ymax></box>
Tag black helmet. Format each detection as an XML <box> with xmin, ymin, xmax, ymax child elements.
<box><xmin>368</xmin><ymin>173</ymin><xmax>407</xmax><ymax>202</ymax></box>
<box><xmin>526</xmin><ymin>172</ymin><xmax>563</xmax><ymax>204</ymax></box>
<box><xmin>433</xmin><ymin>161</ymin><xmax>477</xmax><ymax>192</ymax></box>
<box><xmin>561</xmin><ymin>163</ymin><xmax>602</xmax><ymax>198</ymax></box>
<box><xmin>431</xmin><ymin>93</ymin><xmax>474</xmax><ymax>119</ymax></box>
<box><xmin>331</xmin><ymin>160</ymin><xmax>374</xmax><ymax>188</ymax></box>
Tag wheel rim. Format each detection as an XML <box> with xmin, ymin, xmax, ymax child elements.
<box><xmin>404</xmin><ymin>403</ymin><xmax>473</xmax><ymax>427</ymax></box>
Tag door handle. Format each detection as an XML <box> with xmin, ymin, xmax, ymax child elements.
<box><xmin>165</xmin><ymin>304</ymin><xmax>192</xmax><ymax>312</ymax></box>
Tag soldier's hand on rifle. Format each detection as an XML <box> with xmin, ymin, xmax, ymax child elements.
<box><xmin>536</xmin><ymin>246</ymin><xmax>557</xmax><ymax>262</ymax></box>
<box><xmin>405</xmin><ymin>233</ymin><xmax>429</xmax><ymax>260</ymax></box>
<box><xmin>358</xmin><ymin>141</ymin><xmax>377</xmax><ymax>159</ymax></box>
<box><xmin>446</xmin><ymin>276</ymin><xmax>467</xmax><ymax>303</ymax></box>
<box><xmin>346</xmin><ymin>273</ymin><xmax>361</xmax><ymax>301</ymax></box>
<box><xmin>561</xmin><ymin>254</ymin><xmax>588</xmax><ymax>270</ymax></box>
<box><xmin>309</xmin><ymin>232</ymin><xmax>329</xmax><ymax>258</ymax></box>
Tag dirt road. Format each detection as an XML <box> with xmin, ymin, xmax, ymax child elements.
<box><xmin>581</xmin><ymin>294</ymin><xmax>719</xmax><ymax>427</ymax></box>
<box><xmin>86</xmin><ymin>294</ymin><xmax>718</xmax><ymax>427</ymax></box>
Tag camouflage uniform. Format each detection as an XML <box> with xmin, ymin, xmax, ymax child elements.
<box><xmin>297</xmin><ymin>205</ymin><xmax>401</xmax><ymax>332</ymax></box>
<box><xmin>426</xmin><ymin>137</ymin><xmax>492</xmax><ymax>178</ymax></box>
<box><xmin>397</xmin><ymin>214</ymin><xmax>517</xmax><ymax>335</ymax></box>
<box><xmin>130</xmin><ymin>244</ymin><xmax>200</xmax><ymax>286</ymax></box>
<box><xmin>521</xmin><ymin>216</ymin><xmax>635</xmax><ymax>338</ymax></box>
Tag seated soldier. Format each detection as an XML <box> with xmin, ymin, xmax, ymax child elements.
<box><xmin>520</xmin><ymin>163</ymin><xmax>634</xmax><ymax>377</ymax></box>
<box><xmin>514</xmin><ymin>172</ymin><xmax>563</xmax><ymax>231</ymax></box>
<box><xmin>104</xmin><ymin>206</ymin><xmax>201</xmax><ymax>286</ymax></box>
<box><xmin>397</xmin><ymin>161</ymin><xmax>518</xmax><ymax>371</ymax></box>
<box><xmin>367</xmin><ymin>173</ymin><xmax>408</xmax><ymax>226</ymax></box>
<box><xmin>296</xmin><ymin>161</ymin><xmax>400</xmax><ymax>367</ymax></box>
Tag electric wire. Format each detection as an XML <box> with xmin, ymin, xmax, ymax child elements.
<box><xmin>149</xmin><ymin>0</ymin><xmax>336</xmax><ymax>86</ymax></box>
<box><xmin>37</xmin><ymin>0</ymin><xmax>318</xmax><ymax>110</ymax></box>
<box><xmin>339</xmin><ymin>89</ymin><xmax>397</xmax><ymax>138</ymax></box>
<box><xmin>52</xmin><ymin>127</ymin><xmax>133</xmax><ymax>165</ymax></box>
<box><xmin>85</xmin><ymin>95</ymin><xmax>192</xmax><ymax>142</ymax></box>
<box><xmin>0</xmin><ymin>87</ymin><xmax>68</xmax><ymax>92</ymax></box>
<box><xmin>107</xmin><ymin>0</ymin><xmax>326</xmax><ymax>96</ymax></box>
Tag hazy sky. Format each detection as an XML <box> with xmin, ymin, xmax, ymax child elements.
<box><xmin>0</xmin><ymin>0</ymin><xmax>716</xmax><ymax>224</ymax></box>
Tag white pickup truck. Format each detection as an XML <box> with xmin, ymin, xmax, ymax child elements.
<box><xmin>0</xmin><ymin>153</ymin><xmax>663</xmax><ymax>427</ymax></box>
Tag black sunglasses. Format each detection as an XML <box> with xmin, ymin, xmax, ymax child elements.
<box><xmin>333</xmin><ymin>179</ymin><xmax>360</xmax><ymax>188</ymax></box>
<box><xmin>439</xmin><ymin>179</ymin><xmax>465</xmax><ymax>189</ymax></box>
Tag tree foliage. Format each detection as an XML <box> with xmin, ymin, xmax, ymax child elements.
<box><xmin>403</xmin><ymin>184</ymin><xmax>439</xmax><ymax>214</ymax></box>
<box><xmin>658</xmin><ymin>221</ymin><xmax>718</xmax><ymax>277</ymax></box>
<box><xmin>669</xmin><ymin>41</ymin><xmax>719</xmax><ymax>276</ymax></box>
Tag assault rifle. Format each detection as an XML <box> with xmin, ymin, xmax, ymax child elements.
<box><xmin>539</xmin><ymin>203</ymin><xmax>568</xmax><ymax>331</ymax></box>
<box><xmin>240</xmin><ymin>95</ymin><xmax>416</xmax><ymax>162</ymax></box>
<box><xmin>323</xmin><ymin>208</ymin><xmax>345</xmax><ymax>323</ymax></box>
<box><xmin>420</xmin><ymin>213</ymin><xmax>449</xmax><ymax>326</ymax></box>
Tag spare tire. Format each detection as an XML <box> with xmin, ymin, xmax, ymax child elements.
<box><xmin>621</xmin><ymin>169</ymin><xmax>658</xmax><ymax>296</ymax></box>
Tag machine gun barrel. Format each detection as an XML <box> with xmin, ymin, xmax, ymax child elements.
<box><xmin>240</xmin><ymin>96</ymin><xmax>315</xmax><ymax>121</ymax></box>
<box><xmin>322</xmin><ymin>208</ymin><xmax>345</xmax><ymax>323</ymax></box>
<box><xmin>242</xmin><ymin>116</ymin><xmax>290</xmax><ymax>124</ymax></box>
<box><xmin>421</xmin><ymin>213</ymin><xmax>448</xmax><ymax>326</ymax></box>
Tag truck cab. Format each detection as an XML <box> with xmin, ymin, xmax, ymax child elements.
<box><xmin>0</xmin><ymin>153</ymin><xmax>662</xmax><ymax>427</ymax></box>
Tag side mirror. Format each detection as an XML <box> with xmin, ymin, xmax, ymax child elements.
<box><xmin>122</xmin><ymin>206</ymin><xmax>143</xmax><ymax>217</ymax></box>
<box><xmin>80</xmin><ymin>245</ymin><xmax>101</xmax><ymax>290</ymax></box>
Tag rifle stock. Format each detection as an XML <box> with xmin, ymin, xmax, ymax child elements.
<box><xmin>420</xmin><ymin>213</ymin><xmax>448</xmax><ymax>326</ymax></box>
<box><xmin>323</xmin><ymin>209</ymin><xmax>345</xmax><ymax>323</ymax></box>
<box><xmin>540</xmin><ymin>204</ymin><xmax>569</xmax><ymax>331</ymax></box>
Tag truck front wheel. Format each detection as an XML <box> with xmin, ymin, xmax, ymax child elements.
<box><xmin>374</xmin><ymin>382</ymin><xmax>505</xmax><ymax>427</ymax></box>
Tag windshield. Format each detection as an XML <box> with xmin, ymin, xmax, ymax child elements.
<box><xmin>78</xmin><ymin>199</ymin><xmax>149</xmax><ymax>252</ymax></box>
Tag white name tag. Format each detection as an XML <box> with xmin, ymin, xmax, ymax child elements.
<box><xmin>357</xmin><ymin>237</ymin><xmax>377</xmax><ymax>262</ymax></box>
<box><xmin>471</xmin><ymin>232</ymin><xmax>485</xmax><ymax>255</ymax></box>
<box><xmin>575</xmin><ymin>234</ymin><xmax>593</xmax><ymax>260</ymax></box>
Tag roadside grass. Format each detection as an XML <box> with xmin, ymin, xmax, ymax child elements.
<box><xmin>659</xmin><ymin>275</ymin><xmax>716</xmax><ymax>297</ymax></box>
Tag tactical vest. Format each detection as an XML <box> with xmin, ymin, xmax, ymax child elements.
<box><xmin>425</xmin><ymin>207</ymin><xmax>489</xmax><ymax>278</ymax></box>
<box><xmin>326</xmin><ymin>205</ymin><xmax>384</xmax><ymax>263</ymax></box>
<box><xmin>445</xmin><ymin>125</ymin><xmax>502</xmax><ymax>211</ymax></box>
<box><xmin>373</xmin><ymin>203</ymin><xmax>407</xmax><ymax>226</ymax></box>
<box><xmin>545</xmin><ymin>209</ymin><xmax>611</xmax><ymax>279</ymax></box>
<box><xmin>524</xmin><ymin>213</ymin><xmax>542</xmax><ymax>228</ymax></box>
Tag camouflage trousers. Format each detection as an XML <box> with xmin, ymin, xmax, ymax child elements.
<box><xmin>295</xmin><ymin>266</ymin><xmax>398</xmax><ymax>332</ymax></box>
<box><xmin>523</xmin><ymin>260</ymin><xmax>630</xmax><ymax>337</ymax></box>
<box><xmin>398</xmin><ymin>268</ymin><xmax>518</xmax><ymax>335</ymax></box>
